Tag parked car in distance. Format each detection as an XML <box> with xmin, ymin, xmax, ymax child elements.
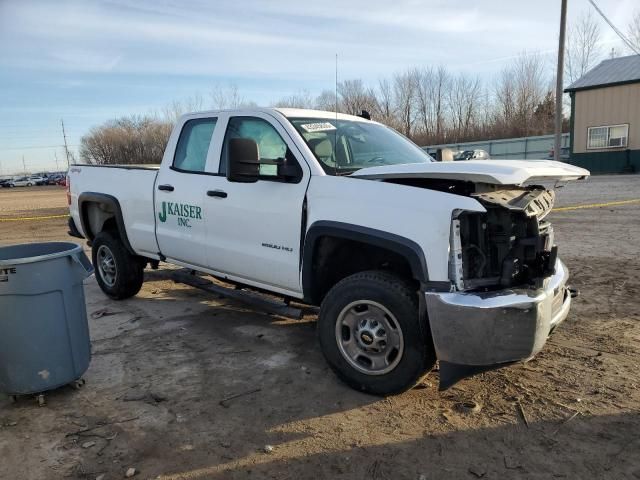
<box><xmin>10</xmin><ymin>177</ymin><xmax>34</xmax><ymax>187</ymax></box>
<box><xmin>46</xmin><ymin>174</ymin><xmax>63</xmax><ymax>185</ymax></box>
<box><xmin>0</xmin><ymin>178</ymin><xmax>11</xmax><ymax>188</ymax></box>
<box><xmin>455</xmin><ymin>149</ymin><xmax>490</xmax><ymax>160</ymax></box>
<box><xmin>29</xmin><ymin>175</ymin><xmax>47</xmax><ymax>185</ymax></box>
<box><xmin>547</xmin><ymin>146</ymin><xmax>570</xmax><ymax>161</ymax></box>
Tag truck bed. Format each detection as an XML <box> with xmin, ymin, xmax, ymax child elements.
<box><xmin>68</xmin><ymin>163</ymin><xmax>160</xmax><ymax>258</ymax></box>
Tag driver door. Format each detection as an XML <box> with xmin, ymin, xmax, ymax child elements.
<box><xmin>203</xmin><ymin>113</ymin><xmax>310</xmax><ymax>294</ymax></box>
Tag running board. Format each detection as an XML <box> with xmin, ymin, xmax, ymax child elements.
<box><xmin>170</xmin><ymin>269</ymin><xmax>304</xmax><ymax>320</ymax></box>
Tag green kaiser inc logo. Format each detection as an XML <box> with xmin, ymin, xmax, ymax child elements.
<box><xmin>158</xmin><ymin>201</ymin><xmax>202</xmax><ymax>228</ymax></box>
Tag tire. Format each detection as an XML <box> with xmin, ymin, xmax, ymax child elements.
<box><xmin>92</xmin><ymin>231</ymin><xmax>144</xmax><ymax>300</ymax></box>
<box><xmin>26</xmin><ymin>183</ymin><xmax>32</xmax><ymax>187</ymax></box>
<box><xmin>318</xmin><ymin>270</ymin><xmax>435</xmax><ymax>396</ymax></box>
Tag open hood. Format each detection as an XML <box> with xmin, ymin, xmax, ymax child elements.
<box><xmin>351</xmin><ymin>160</ymin><xmax>590</xmax><ymax>185</ymax></box>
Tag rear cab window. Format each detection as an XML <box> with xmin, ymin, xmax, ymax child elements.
<box><xmin>173</xmin><ymin>118</ymin><xmax>217</xmax><ymax>173</ymax></box>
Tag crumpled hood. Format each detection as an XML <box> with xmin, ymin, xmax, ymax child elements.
<box><xmin>351</xmin><ymin>160</ymin><xmax>590</xmax><ymax>185</ymax></box>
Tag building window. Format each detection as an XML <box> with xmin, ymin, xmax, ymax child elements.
<box><xmin>587</xmin><ymin>124</ymin><xmax>629</xmax><ymax>149</ymax></box>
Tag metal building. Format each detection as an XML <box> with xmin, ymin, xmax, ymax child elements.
<box><xmin>565</xmin><ymin>54</ymin><xmax>640</xmax><ymax>174</ymax></box>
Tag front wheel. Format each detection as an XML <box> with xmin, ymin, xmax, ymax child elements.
<box><xmin>318</xmin><ymin>270</ymin><xmax>435</xmax><ymax>396</ymax></box>
<box><xmin>92</xmin><ymin>231</ymin><xmax>144</xmax><ymax>300</ymax></box>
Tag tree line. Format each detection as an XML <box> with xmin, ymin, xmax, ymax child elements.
<box><xmin>277</xmin><ymin>54</ymin><xmax>559</xmax><ymax>146</ymax></box>
<box><xmin>80</xmin><ymin>10</ymin><xmax>640</xmax><ymax>165</ymax></box>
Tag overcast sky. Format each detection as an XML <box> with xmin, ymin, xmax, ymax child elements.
<box><xmin>0</xmin><ymin>0</ymin><xmax>637</xmax><ymax>174</ymax></box>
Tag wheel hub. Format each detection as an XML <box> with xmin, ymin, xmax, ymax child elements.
<box><xmin>355</xmin><ymin>318</ymin><xmax>387</xmax><ymax>352</ymax></box>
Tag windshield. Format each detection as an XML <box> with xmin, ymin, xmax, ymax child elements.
<box><xmin>289</xmin><ymin>117</ymin><xmax>432</xmax><ymax>174</ymax></box>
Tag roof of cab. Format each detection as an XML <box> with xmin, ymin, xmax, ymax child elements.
<box><xmin>180</xmin><ymin>107</ymin><xmax>373</xmax><ymax>123</ymax></box>
<box><xmin>273</xmin><ymin>108</ymin><xmax>373</xmax><ymax>122</ymax></box>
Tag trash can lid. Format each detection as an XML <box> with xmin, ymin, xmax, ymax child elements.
<box><xmin>0</xmin><ymin>242</ymin><xmax>84</xmax><ymax>266</ymax></box>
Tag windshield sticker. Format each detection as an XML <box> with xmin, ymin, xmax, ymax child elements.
<box><xmin>300</xmin><ymin>122</ymin><xmax>336</xmax><ymax>133</ymax></box>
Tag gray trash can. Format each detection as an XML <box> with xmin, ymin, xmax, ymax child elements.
<box><xmin>0</xmin><ymin>242</ymin><xmax>94</xmax><ymax>397</ymax></box>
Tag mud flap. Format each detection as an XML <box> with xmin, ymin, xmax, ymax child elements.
<box><xmin>438</xmin><ymin>361</ymin><xmax>516</xmax><ymax>390</ymax></box>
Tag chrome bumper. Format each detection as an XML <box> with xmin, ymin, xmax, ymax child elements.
<box><xmin>425</xmin><ymin>259</ymin><xmax>571</xmax><ymax>366</ymax></box>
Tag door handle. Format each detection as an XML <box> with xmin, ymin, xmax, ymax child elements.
<box><xmin>207</xmin><ymin>190</ymin><xmax>228</xmax><ymax>198</ymax></box>
<box><xmin>158</xmin><ymin>184</ymin><xmax>174</xmax><ymax>192</ymax></box>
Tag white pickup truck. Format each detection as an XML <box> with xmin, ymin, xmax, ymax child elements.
<box><xmin>68</xmin><ymin>108</ymin><xmax>589</xmax><ymax>395</ymax></box>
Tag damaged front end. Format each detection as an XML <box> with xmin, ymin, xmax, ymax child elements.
<box><xmin>425</xmin><ymin>184</ymin><xmax>573</xmax><ymax>390</ymax></box>
<box><xmin>451</xmin><ymin>187</ymin><xmax>557</xmax><ymax>291</ymax></box>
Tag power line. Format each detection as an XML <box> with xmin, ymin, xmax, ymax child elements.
<box><xmin>587</xmin><ymin>0</ymin><xmax>640</xmax><ymax>55</ymax></box>
<box><xmin>0</xmin><ymin>144</ymin><xmax>80</xmax><ymax>151</ymax></box>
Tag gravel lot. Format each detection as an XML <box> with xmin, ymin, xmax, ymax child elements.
<box><xmin>1</xmin><ymin>177</ymin><xmax>639</xmax><ymax>480</ymax></box>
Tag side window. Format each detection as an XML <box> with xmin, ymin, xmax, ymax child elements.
<box><xmin>220</xmin><ymin>117</ymin><xmax>290</xmax><ymax>177</ymax></box>
<box><xmin>173</xmin><ymin>118</ymin><xmax>217</xmax><ymax>173</ymax></box>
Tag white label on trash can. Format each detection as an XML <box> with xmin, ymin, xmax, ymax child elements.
<box><xmin>0</xmin><ymin>267</ymin><xmax>17</xmax><ymax>282</ymax></box>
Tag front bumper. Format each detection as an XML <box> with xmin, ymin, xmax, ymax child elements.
<box><xmin>425</xmin><ymin>259</ymin><xmax>571</xmax><ymax>382</ymax></box>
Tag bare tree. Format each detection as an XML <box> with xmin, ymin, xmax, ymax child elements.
<box><xmin>162</xmin><ymin>94</ymin><xmax>205</xmax><ymax>123</ymax></box>
<box><xmin>415</xmin><ymin>67</ymin><xmax>435</xmax><ymax>137</ymax></box>
<box><xmin>495</xmin><ymin>67</ymin><xmax>516</xmax><ymax>133</ymax></box>
<box><xmin>566</xmin><ymin>12</ymin><xmax>602</xmax><ymax>84</ymax></box>
<box><xmin>371</xmin><ymin>78</ymin><xmax>397</xmax><ymax>128</ymax></box>
<box><xmin>495</xmin><ymin>52</ymin><xmax>549</xmax><ymax>137</ymax></box>
<box><xmin>393</xmin><ymin>69</ymin><xmax>418</xmax><ymax>137</ymax></box>
<box><xmin>448</xmin><ymin>74</ymin><xmax>482</xmax><ymax>139</ymax></box>
<box><xmin>210</xmin><ymin>83</ymin><xmax>245</xmax><ymax>109</ymax></box>
<box><xmin>628</xmin><ymin>10</ymin><xmax>640</xmax><ymax>52</ymax></box>
<box><xmin>414</xmin><ymin>67</ymin><xmax>451</xmax><ymax>142</ymax></box>
<box><xmin>338</xmin><ymin>79</ymin><xmax>377</xmax><ymax>115</ymax></box>
<box><xmin>80</xmin><ymin>116</ymin><xmax>172</xmax><ymax>165</ymax></box>
<box><xmin>273</xmin><ymin>90</ymin><xmax>315</xmax><ymax>109</ymax></box>
<box><xmin>314</xmin><ymin>89</ymin><xmax>339</xmax><ymax>111</ymax></box>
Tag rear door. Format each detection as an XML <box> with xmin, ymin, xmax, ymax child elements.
<box><xmin>203</xmin><ymin>113</ymin><xmax>310</xmax><ymax>294</ymax></box>
<box><xmin>155</xmin><ymin>116</ymin><xmax>221</xmax><ymax>268</ymax></box>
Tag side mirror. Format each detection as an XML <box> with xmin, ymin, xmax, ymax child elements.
<box><xmin>227</xmin><ymin>138</ymin><xmax>260</xmax><ymax>183</ymax></box>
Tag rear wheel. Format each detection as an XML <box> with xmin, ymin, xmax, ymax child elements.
<box><xmin>318</xmin><ymin>270</ymin><xmax>435</xmax><ymax>396</ymax></box>
<box><xmin>92</xmin><ymin>231</ymin><xmax>144</xmax><ymax>299</ymax></box>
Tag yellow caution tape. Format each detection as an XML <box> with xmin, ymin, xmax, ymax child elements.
<box><xmin>552</xmin><ymin>198</ymin><xmax>640</xmax><ymax>212</ymax></box>
<box><xmin>0</xmin><ymin>198</ymin><xmax>637</xmax><ymax>222</ymax></box>
<box><xmin>0</xmin><ymin>214</ymin><xmax>69</xmax><ymax>222</ymax></box>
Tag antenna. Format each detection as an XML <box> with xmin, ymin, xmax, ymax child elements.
<box><xmin>334</xmin><ymin>53</ymin><xmax>338</xmax><ymax>176</ymax></box>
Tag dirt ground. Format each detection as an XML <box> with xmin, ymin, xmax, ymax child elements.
<box><xmin>1</xmin><ymin>178</ymin><xmax>639</xmax><ymax>480</ymax></box>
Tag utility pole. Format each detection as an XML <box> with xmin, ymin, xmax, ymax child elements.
<box><xmin>61</xmin><ymin>119</ymin><xmax>71</xmax><ymax>168</ymax></box>
<box><xmin>554</xmin><ymin>0</ymin><xmax>568</xmax><ymax>162</ymax></box>
<box><xmin>54</xmin><ymin>151</ymin><xmax>60</xmax><ymax>172</ymax></box>
<box><xmin>22</xmin><ymin>155</ymin><xmax>27</xmax><ymax>175</ymax></box>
